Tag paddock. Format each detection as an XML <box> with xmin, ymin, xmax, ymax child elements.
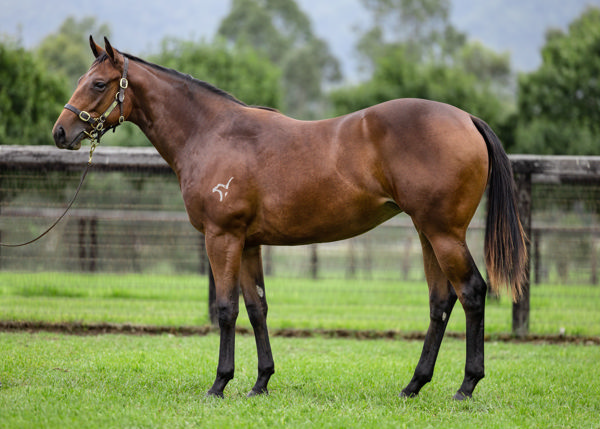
<box><xmin>1</xmin><ymin>146</ymin><xmax>599</xmax><ymax>337</ymax></box>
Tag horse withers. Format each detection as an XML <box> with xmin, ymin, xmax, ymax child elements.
<box><xmin>53</xmin><ymin>37</ymin><xmax>527</xmax><ymax>400</ymax></box>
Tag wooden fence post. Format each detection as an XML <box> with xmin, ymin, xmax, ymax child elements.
<box><xmin>512</xmin><ymin>169</ymin><xmax>532</xmax><ymax>337</ymax></box>
<box><xmin>90</xmin><ymin>218</ymin><xmax>97</xmax><ymax>272</ymax></box>
<box><xmin>533</xmin><ymin>234</ymin><xmax>541</xmax><ymax>284</ymax></box>
<box><xmin>310</xmin><ymin>244</ymin><xmax>318</xmax><ymax>279</ymax></box>
<box><xmin>198</xmin><ymin>235</ymin><xmax>208</xmax><ymax>275</ymax></box>
<box><xmin>346</xmin><ymin>240</ymin><xmax>356</xmax><ymax>279</ymax></box>
<box><xmin>79</xmin><ymin>218</ymin><xmax>86</xmax><ymax>271</ymax></box>
<box><xmin>592</xmin><ymin>239</ymin><xmax>598</xmax><ymax>285</ymax></box>
<box><xmin>208</xmin><ymin>266</ymin><xmax>217</xmax><ymax>326</ymax></box>
<box><xmin>0</xmin><ymin>175</ymin><xmax>3</xmax><ymax>270</ymax></box>
<box><xmin>264</xmin><ymin>246</ymin><xmax>273</xmax><ymax>276</ymax></box>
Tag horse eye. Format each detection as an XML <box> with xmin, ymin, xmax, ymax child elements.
<box><xmin>93</xmin><ymin>81</ymin><xmax>107</xmax><ymax>91</ymax></box>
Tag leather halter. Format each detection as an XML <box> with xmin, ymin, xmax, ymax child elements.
<box><xmin>63</xmin><ymin>57</ymin><xmax>129</xmax><ymax>149</ymax></box>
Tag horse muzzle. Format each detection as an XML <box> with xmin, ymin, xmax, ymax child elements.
<box><xmin>52</xmin><ymin>123</ymin><xmax>84</xmax><ymax>150</ymax></box>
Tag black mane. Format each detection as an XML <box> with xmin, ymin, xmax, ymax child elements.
<box><xmin>122</xmin><ymin>53</ymin><xmax>249</xmax><ymax>107</ymax></box>
<box><xmin>92</xmin><ymin>52</ymin><xmax>277</xmax><ymax>112</ymax></box>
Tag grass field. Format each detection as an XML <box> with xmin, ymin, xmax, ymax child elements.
<box><xmin>1</xmin><ymin>332</ymin><xmax>599</xmax><ymax>428</ymax></box>
<box><xmin>1</xmin><ymin>272</ymin><xmax>599</xmax><ymax>428</ymax></box>
<box><xmin>1</xmin><ymin>272</ymin><xmax>600</xmax><ymax>336</ymax></box>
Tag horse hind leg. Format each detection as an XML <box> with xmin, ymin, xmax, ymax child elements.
<box><xmin>240</xmin><ymin>246</ymin><xmax>275</xmax><ymax>397</ymax></box>
<box><xmin>427</xmin><ymin>232</ymin><xmax>487</xmax><ymax>400</ymax></box>
<box><xmin>401</xmin><ymin>232</ymin><xmax>458</xmax><ymax>398</ymax></box>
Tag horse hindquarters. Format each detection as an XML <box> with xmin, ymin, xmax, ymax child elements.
<box><xmin>391</xmin><ymin>113</ymin><xmax>490</xmax><ymax>399</ymax></box>
<box><xmin>400</xmin><ymin>115</ymin><xmax>524</xmax><ymax>400</ymax></box>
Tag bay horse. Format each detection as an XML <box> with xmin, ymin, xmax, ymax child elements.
<box><xmin>53</xmin><ymin>37</ymin><xmax>527</xmax><ymax>400</ymax></box>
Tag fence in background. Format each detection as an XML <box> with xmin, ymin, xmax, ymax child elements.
<box><xmin>1</xmin><ymin>146</ymin><xmax>599</xmax><ymax>334</ymax></box>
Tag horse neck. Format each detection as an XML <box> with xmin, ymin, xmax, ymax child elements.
<box><xmin>125</xmin><ymin>59</ymin><xmax>241</xmax><ymax>173</ymax></box>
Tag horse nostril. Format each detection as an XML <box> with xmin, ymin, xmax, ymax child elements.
<box><xmin>53</xmin><ymin>125</ymin><xmax>66</xmax><ymax>146</ymax></box>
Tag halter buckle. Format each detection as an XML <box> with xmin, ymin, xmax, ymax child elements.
<box><xmin>79</xmin><ymin>111</ymin><xmax>92</xmax><ymax>122</ymax></box>
<box><xmin>120</xmin><ymin>78</ymin><xmax>128</xmax><ymax>89</ymax></box>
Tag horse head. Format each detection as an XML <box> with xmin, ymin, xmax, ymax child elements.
<box><xmin>52</xmin><ymin>36</ymin><xmax>130</xmax><ymax>150</ymax></box>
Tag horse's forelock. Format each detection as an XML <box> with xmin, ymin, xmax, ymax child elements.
<box><xmin>91</xmin><ymin>52</ymin><xmax>110</xmax><ymax>66</ymax></box>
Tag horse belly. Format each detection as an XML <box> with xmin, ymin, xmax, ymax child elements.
<box><xmin>250</xmin><ymin>194</ymin><xmax>401</xmax><ymax>246</ymax></box>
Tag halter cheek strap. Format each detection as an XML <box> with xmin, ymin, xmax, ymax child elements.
<box><xmin>64</xmin><ymin>57</ymin><xmax>129</xmax><ymax>150</ymax></box>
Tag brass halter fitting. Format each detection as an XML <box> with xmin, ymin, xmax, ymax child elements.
<box><xmin>63</xmin><ymin>57</ymin><xmax>129</xmax><ymax>163</ymax></box>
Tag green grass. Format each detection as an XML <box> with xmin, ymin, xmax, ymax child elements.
<box><xmin>1</xmin><ymin>272</ymin><xmax>599</xmax><ymax>427</ymax></box>
<box><xmin>1</xmin><ymin>272</ymin><xmax>600</xmax><ymax>336</ymax></box>
<box><xmin>1</xmin><ymin>332</ymin><xmax>599</xmax><ymax>428</ymax></box>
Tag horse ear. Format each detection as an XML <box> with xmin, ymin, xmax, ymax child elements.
<box><xmin>89</xmin><ymin>35</ymin><xmax>103</xmax><ymax>58</ymax></box>
<box><xmin>104</xmin><ymin>37</ymin><xmax>117</xmax><ymax>63</ymax></box>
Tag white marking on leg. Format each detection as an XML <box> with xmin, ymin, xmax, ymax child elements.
<box><xmin>212</xmin><ymin>177</ymin><xmax>234</xmax><ymax>202</ymax></box>
<box><xmin>256</xmin><ymin>285</ymin><xmax>264</xmax><ymax>298</ymax></box>
<box><xmin>442</xmin><ymin>312</ymin><xmax>447</xmax><ymax>322</ymax></box>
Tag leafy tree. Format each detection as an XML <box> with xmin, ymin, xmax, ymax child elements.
<box><xmin>330</xmin><ymin>47</ymin><xmax>508</xmax><ymax>131</ymax></box>
<box><xmin>356</xmin><ymin>0</ymin><xmax>466</xmax><ymax>70</ymax></box>
<box><xmin>457</xmin><ymin>41</ymin><xmax>512</xmax><ymax>90</ymax></box>
<box><xmin>36</xmin><ymin>17</ymin><xmax>111</xmax><ymax>89</ymax></box>
<box><xmin>0</xmin><ymin>38</ymin><xmax>68</xmax><ymax>145</ymax></box>
<box><xmin>332</xmin><ymin>0</ymin><xmax>513</xmax><ymax>134</ymax></box>
<box><xmin>514</xmin><ymin>6</ymin><xmax>600</xmax><ymax>155</ymax></box>
<box><xmin>218</xmin><ymin>0</ymin><xmax>341</xmax><ymax>118</ymax></box>
<box><xmin>152</xmin><ymin>38</ymin><xmax>282</xmax><ymax>109</ymax></box>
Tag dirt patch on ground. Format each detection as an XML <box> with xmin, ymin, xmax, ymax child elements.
<box><xmin>1</xmin><ymin>320</ymin><xmax>598</xmax><ymax>345</ymax></box>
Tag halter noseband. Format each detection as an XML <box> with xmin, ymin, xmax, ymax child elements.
<box><xmin>64</xmin><ymin>57</ymin><xmax>129</xmax><ymax>152</ymax></box>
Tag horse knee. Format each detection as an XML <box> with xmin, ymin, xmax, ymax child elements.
<box><xmin>217</xmin><ymin>300</ymin><xmax>239</xmax><ymax>327</ymax></box>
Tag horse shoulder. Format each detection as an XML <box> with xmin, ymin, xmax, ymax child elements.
<box><xmin>176</xmin><ymin>141</ymin><xmax>258</xmax><ymax>237</ymax></box>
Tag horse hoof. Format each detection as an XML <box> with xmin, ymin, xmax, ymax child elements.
<box><xmin>206</xmin><ymin>390</ymin><xmax>224</xmax><ymax>399</ymax></box>
<box><xmin>452</xmin><ymin>390</ymin><xmax>472</xmax><ymax>401</ymax></box>
<box><xmin>399</xmin><ymin>389</ymin><xmax>417</xmax><ymax>399</ymax></box>
<box><xmin>247</xmin><ymin>388</ymin><xmax>268</xmax><ymax>398</ymax></box>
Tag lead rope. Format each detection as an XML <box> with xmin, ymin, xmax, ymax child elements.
<box><xmin>0</xmin><ymin>58</ymin><xmax>129</xmax><ymax>247</ymax></box>
<box><xmin>0</xmin><ymin>146</ymin><xmax>96</xmax><ymax>248</ymax></box>
<box><xmin>1</xmin><ymin>57</ymin><xmax>129</xmax><ymax>247</ymax></box>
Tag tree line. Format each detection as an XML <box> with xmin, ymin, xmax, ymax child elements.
<box><xmin>1</xmin><ymin>0</ymin><xmax>599</xmax><ymax>155</ymax></box>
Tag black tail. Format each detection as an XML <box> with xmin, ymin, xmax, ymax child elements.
<box><xmin>471</xmin><ymin>116</ymin><xmax>527</xmax><ymax>301</ymax></box>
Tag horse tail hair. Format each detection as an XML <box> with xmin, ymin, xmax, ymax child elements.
<box><xmin>471</xmin><ymin>116</ymin><xmax>527</xmax><ymax>301</ymax></box>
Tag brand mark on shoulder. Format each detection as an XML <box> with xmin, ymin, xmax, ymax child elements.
<box><xmin>212</xmin><ymin>177</ymin><xmax>234</xmax><ymax>202</ymax></box>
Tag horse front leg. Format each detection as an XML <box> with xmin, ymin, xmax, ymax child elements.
<box><xmin>205</xmin><ymin>232</ymin><xmax>244</xmax><ymax>398</ymax></box>
<box><xmin>240</xmin><ymin>245</ymin><xmax>274</xmax><ymax>397</ymax></box>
